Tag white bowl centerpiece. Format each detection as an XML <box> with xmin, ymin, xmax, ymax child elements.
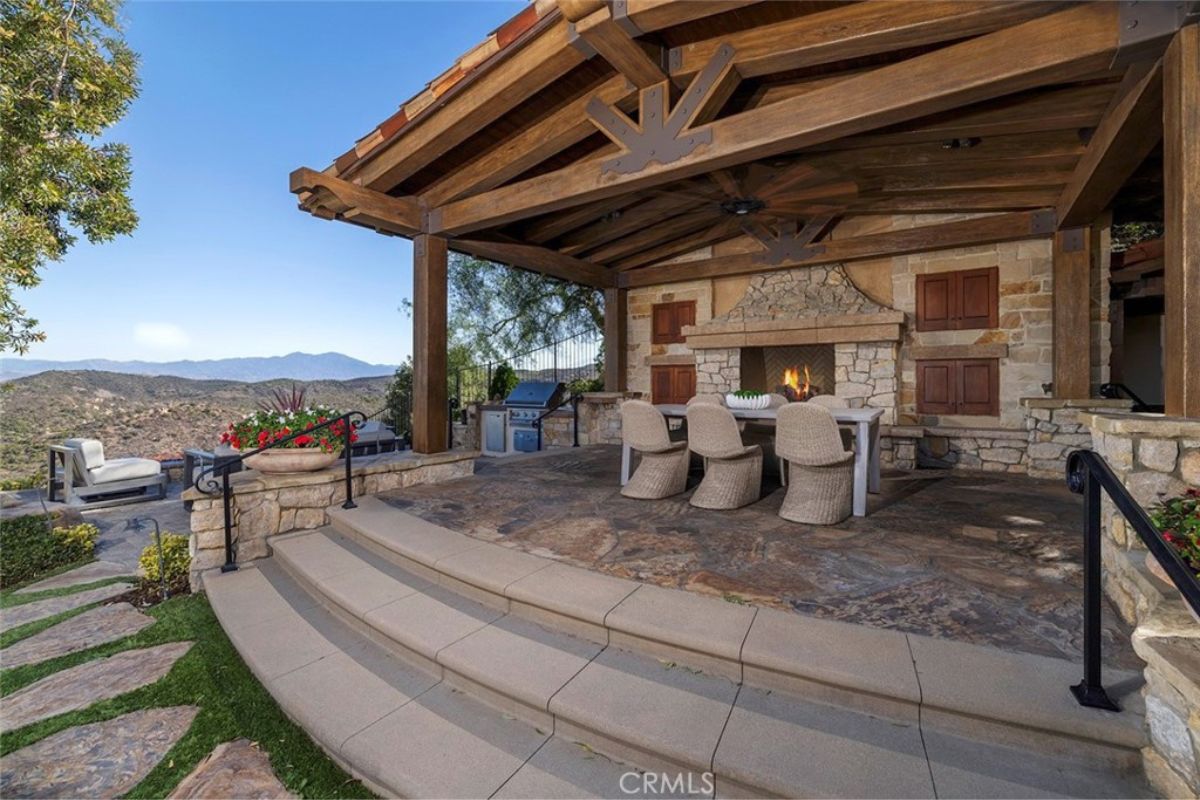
<box><xmin>725</xmin><ymin>390</ymin><xmax>770</xmax><ymax>410</ymax></box>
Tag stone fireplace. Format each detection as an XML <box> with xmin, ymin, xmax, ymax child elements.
<box><xmin>683</xmin><ymin>264</ymin><xmax>903</xmax><ymax>423</ymax></box>
<box><xmin>741</xmin><ymin>345</ymin><xmax>835</xmax><ymax>400</ymax></box>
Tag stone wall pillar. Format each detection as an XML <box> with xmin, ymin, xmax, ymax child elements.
<box><xmin>1020</xmin><ymin>398</ymin><xmax>1133</xmax><ymax>479</ymax></box>
<box><xmin>1081</xmin><ymin>411</ymin><xmax>1200</xmax><ymax>799</ymax></box>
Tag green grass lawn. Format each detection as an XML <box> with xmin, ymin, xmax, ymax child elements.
<box><xmin>1</xmin><ymin>592</ymin><xmax>375</xmax><ymax>799</ymax></box>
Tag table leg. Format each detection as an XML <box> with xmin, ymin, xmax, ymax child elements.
<box><xmin>621</xmin><ymin>442</ymin><xmax>631</xmax><ymax>486</ymax></box>
<box><xmin>869</xmin><ymin>419</ymin><xmax>882</xmax><ymax>494</ymax></box>
<box><xmin>853</xmin><ymin>422</ymin><xmax>869</xmax><ymax>517</ymax></box>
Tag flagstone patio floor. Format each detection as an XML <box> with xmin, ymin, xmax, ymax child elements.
<box><xmin>378</xmin><ymin>445</ymin><xmax>1138</xmax><ymax>669</ymax></box>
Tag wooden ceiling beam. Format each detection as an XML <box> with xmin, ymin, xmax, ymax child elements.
<box><xmin>623</xmin><ymin>0</ymin><xmax>759</xmax><ymax>33</ymax></box>
<box><xmin>349</xmin><ymin>16</ymin><xmax>587</xmax><ymax>193</ymax></box>
<box><xmin>419</xmin><ymin>74</ymin><xmax>635</xmax><ymax>208</ymax></box>
<box><xmin>452</xmin><ymin>238</ymin><xmax>614</xmax><ymax>288</ymax></box>
<box><xmin>559</xmin><ymin>192</ymin><xmax>705</xmax><ymax>253</ymax></box>
<box><xmin>430</xmin><ymin>4</ymin><xmax>1126</xmax><ymax>236</ymax></box>
<box><xmin>574</xmin><ymin>5</ymin><xmax>668</xmax><ymax>88</ymax></box>
<box><xmin>289</xmin><ymin>167</ymin><xmax>421</xmax><ymax>236</ymax></box>
<box><xmin>614</xmin><ymin>216</ymin><xmax>746</xmax><ymax>270</ymax></box>
<box><xmin>620</xmin><ymin>210</ymin><xmax>1057</xmax><ymax>287</ymax></box>
<box><xmin>583</xmin><ymin>208</ymin><xmax>717</xmax><ymax>263</ymax></box>
<box><xmin>816</xmin><ymin>131</ymin><xmax>1087</xmax><ymax>170</ymax></box>
<box><xmin>670</xmin><ymin>1</ymin><xmax>1063</xmax><ymax>82</ymax></box>
<box><xmin>1056</xmin><ymin>59</ymin><xmax>1165</xmax><ymax>228</ymax></box>
<box><xmin>872</xmin><ymin>165</ymin><xmax>1073</xmax><ymax>192</ymax></box>
<box><xmin>851</xmin><ymin>188</ymin><xmax>1062</xmax><ymax>214</ymax></box>
<box><xmin>521</xmin><ymin>195</ymin><xmax>636</xmax><ymax>243</ymax></box>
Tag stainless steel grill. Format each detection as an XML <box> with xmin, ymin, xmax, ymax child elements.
<box><xmin>503</xmin><ymin>381</ymin><xmax>565</xmax><ymax>453</ymax></box>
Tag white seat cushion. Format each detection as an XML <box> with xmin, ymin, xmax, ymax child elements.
<box><xmin>64</xmin><ymin>438</ymin><xmax>106</xmax><ymax>470</ymax></box>
<box><xmin>88</xmin><ymin>457</ymin><xmax>162</xmax><ymax>484</ymax></box>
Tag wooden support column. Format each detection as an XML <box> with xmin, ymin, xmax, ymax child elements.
<box><xmin>1053</xmin><ymin>227</ymin><xmax>1093</xmax><ymax>398</ymax></box>
<box><xmin>1164</xmin><ymin>24</ymin><xmax>1200</xmax><ymax>417</ymax></box>
<box><xmin>604</xmin><ymin>287</ymin><xmax>627</xmax><ymax>392</ymax></box>
<box><xmin>412</xmin><ymin>234</ymin><xmax>449</xmax><ymax>453</ymax></box>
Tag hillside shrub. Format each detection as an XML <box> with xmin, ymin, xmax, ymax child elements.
<box><xmin>0</xmin><ymin>474</ymin><xmax>42</xmax><ymax>491</ymax></box>
<box><xmin>488</xmin><ymin>363</ymin><xmax>519</xmax><ymax>402</ymax></box>
<box><xmin>0</xmin><ymin>515</ymin><xmax>99</xmax><ymax>588</ymax></box>
<box><xmin>138</xmin><ymin>533</ymin><xmax>192</xmax><ymax>590</ymax></box>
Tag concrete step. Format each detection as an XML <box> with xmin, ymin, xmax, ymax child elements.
<box><xmin>325</xmin><ymin>497</ymin><xmax>1147</xmax><ymax>769</ymax></box>
<box><xmin>205</xmin><ymin>561</ymin><xmax>654</xmax><ymax>799</ymax></box>
<box><xmin>264</xmin><ymin>524</ymin><xmax>1151</xmax><ymax>798</ymax></box>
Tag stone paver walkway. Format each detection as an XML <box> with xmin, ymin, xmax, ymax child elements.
<box><xmin>16</xmin><ymin>561</ymin><xmax>133</xmax><ymax>594</ymax></box>
<box><xmin>0</xmin><ymin>603</ymin><xmax>153</xmax><ymax>669</ymax></box>
<box><xmin>2</xmin><ymin>582</ymin><xmax>133</xmax><ymax>632</ymax></box>
<box><xmin>1</xmin><ymin>642</ymin><xmax>193</xmax><ymax>733</ymax></box>
<box><xmin>0</xmin><ymin>706</ymin><xmax>198</xmax><ymax>798</ymax></box>
<box><xmin>169</xmin><ymin>739</ymin><xmax>295</xmax><ymax>799</ymax></box>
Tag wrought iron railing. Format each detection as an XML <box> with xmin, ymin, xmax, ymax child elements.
<box><xmin>193</xmin><ymin>410</ymin><xmax>367</xmax><ymax>572</ymax></box>
<box><xmin>452</xmin><ymin>328</ymin><xmax>603</xmax><ymax>406</ymax></box>
<box><xmin>1065</xmin><ymin>449</ymin><xmax>1200</xmax><ymax>710</ymax></box>
<box><xmin>1098</xmin><ymin>382</ymin><xmax>1162</xmax><ymax>413</ymax></box>
<box><xmin>534</xmin><ymin>393</ymin><xmax>582</xmax><ymax>450</ymax></box>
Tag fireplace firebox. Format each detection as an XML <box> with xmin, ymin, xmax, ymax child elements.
<box><xmin>740</xmin><ymin>345</ymin><xmax>835</xmax><ymax>400</ymax></box>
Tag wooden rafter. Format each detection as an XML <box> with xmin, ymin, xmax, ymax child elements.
<box><xmin>558</xmin><ymin>191</ymin><xmax>705</xmax><ymax>253</ymax></box>
<box><xmin>452</xmin><ymin>238</ymin><xmax>613</xmax><ymax>287</ymax></box>
<box><xmin>614</xmin><ymin>216</ymin><xmax>745</xmax><ymax>271</ymax></box>
<box><xmin>620</xmin><ymin>210</ymin><xmax>1056</xmax><ymax>287</ymax></box>
<box><xmin>429</xmin><ymin>4</ymin><xmax>1128</xmax><ymax>236</ymax></box>
<box><xmin>289</xmin><ymin>167</ymin><xmax>421</xmax><ymax>236</ymax></box>
<box><xmin>670</xmin><ymin>0</ymin><xmax>1062</xmax><ymax>82</ymax></box>
<box><xmin>583</xmin><ymin>208</ymin><xmax>716</xmax><ymax>263</ymax></box>
<box><xmin>1056</xmin><ymin>59</ymin><xmax>1165</xmax><ymax>227</ymax></box>
<box><xmin>573</xmin><ymin>4</ymin><xmax>668</xmax><ymax>88</ymax></box>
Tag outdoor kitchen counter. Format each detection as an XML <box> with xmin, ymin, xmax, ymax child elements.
<box><xmin>621</xmin><ymin>405</ymin><xmax>883</xmax><ymax>517</ymax></box>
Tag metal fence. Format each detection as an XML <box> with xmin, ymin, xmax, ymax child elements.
<box><xmin>452</xmin><ymin>328</ymin><xmax>604</xmax><ymax>406</ymax></box>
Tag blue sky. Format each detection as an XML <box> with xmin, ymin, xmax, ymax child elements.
<box><xmin>15</xmin><ymin>0</ymin><xmax>524</xmax><ymax>366</ymax></box>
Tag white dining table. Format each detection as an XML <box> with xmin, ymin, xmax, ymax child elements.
<box><xmin>620</xmin><ymin>404</ymin><xmax>884</xmax><ymax>517</ymax></box>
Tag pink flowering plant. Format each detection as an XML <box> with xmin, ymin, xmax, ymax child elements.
<box><xmin>220</xmin><ymin>406</ymin><xmax>357</xmax><ymax>454</ymax></box>
<box><xmin>1149</xmin><ymin>488</ymin><xmax>1200</xmax><ymax>580</ymax></box>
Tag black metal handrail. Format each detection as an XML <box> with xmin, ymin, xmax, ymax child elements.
<box><xmin>1065</xmin><ymin>449</ymin><xmax>1200</xmax><ymax>710</ymax></box>
<box><xmin>193</xmin><ymin>410</ymin><xmax>368</xmax><ymax>573</ymax></box>
<box><xmin>534</xmin><ymin>393</ymin><xmax>582</xmax><ymax>449</ymax></box>
<box><xmin>1098</xmin><ymin>382</ymin><xmax>1161</xmax><ymax>413</ymax></box>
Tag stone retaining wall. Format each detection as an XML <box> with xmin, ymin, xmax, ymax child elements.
<box><xmin>541</xmin><ymin>392</ymin><xmax>630</xmax><ymax>448</ymax></box>
<box><xmin>184</xmin><ymin>450</ymin><xmax>477</xmax><ymax>590</ymax></box>
<box><xmin>1082</xmin><ymin>411</ymin><xmax>1200</xmax><ymax>798</ymax></box>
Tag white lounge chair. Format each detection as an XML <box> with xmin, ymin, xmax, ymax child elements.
<box><xmin>48</xmin><ymin>438</ymin><xmax>167</xmax><ymax>508</ymax></box>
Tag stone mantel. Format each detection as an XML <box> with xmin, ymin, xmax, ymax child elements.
<box><xmin>683</xmin><ymin>311</ymin><xmax>904</xmax><ymax>350</ymax></box>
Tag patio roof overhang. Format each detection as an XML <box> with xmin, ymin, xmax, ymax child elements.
<box><xmin>291</xmin><ymin>1</ymin><xmax>1200</xmax><ymax>449</ymax></box>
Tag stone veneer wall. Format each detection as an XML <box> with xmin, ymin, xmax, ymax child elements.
<box><xmin>184</xmin><ymin>451</ymin><xmax>476</xmax><ymax>590</ymax></box>
<box><xmin>541</xmin><ymin>392</ymin><xmax>630</xmax><ymax>448</ymax></box>
<box><xmin>1081</xmin><ymin>412</ymin><xmax>1200</xmax><ymax>799</ymax></box>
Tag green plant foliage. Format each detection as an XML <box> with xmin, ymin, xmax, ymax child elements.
<box><xmin>567</xmin><ymin>376</ymin><xmax>604</xmax><ymax>395</ymax></box>
<box><xmin>0</xmin><ymin>514</ymin><xmax>97</xmax><ymax>588</ymax></box>
<box><xmin>1</xmin><ymin>0</ymin><xmax>141</xmax><ymax>353</ymax></box>
<box><xmin>1110</xmin><ymin>222</ymin><xmax>1163</xmax><ymax>252</ymax></box>
<box><xmin>731</xmin><ymin>389</ymin><xmax>764</xmax><ymax>399</ymax></box>
<box><xmin>137</xmin><ymin>532</ymin><xmax>190</xmax><ymax>586</ymax></box>
<box><xmin>220</xmin><ymin>406</ymin><xmax>353</xmax><ymax>452</ymax></box>
<box><xmin>0</xmin><ymin>474</ymin><xmax>41</xmax><ymax>490</ymax></box>
<box><xmin>488</xmin><ymin>362</ymin><xmax>519</xmax><ymax>401</ymax></box>
<box><xmin>383</xmin><ymin>359</ymin><xmax>413</xmax><ymax>440</ymax></box>
<box><xmin>1149</xmin><ymin>488</ymin><xmax>1200</xmax><ymax>579</ymax></box>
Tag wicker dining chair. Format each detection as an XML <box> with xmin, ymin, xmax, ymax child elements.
<box><xmin>686</xmin><ymin>393</ymin><xmax>726</xmax><ymax>407</ymax></box>
<box><xmin>775</xmin><ymin>403</ymin><xmax>854</xmax><ymax>524</ymax></box>
<box><xmin>620</xmin><ymin>400</ymin><xmax>690</xmax><ymax>500</ymax></box>
<box><xmin>805</xmin><ymin>394</ymin><xmax>855</xmax><ymax>454</ymax></box>
<box><xmin>745</xmin><ymin>393</ymin><xmax>789</xmax><ymax>480</ymax></box>
<box><xmin>685</xmin><ymin>403</ymin><xmax>763</xmax><ymax>509</ymax></box>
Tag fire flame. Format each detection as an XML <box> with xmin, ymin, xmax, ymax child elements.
<box><xmin>782</xmin><ymin>365</ymin><xmax>811</xmax><ymax>398</ymax></box>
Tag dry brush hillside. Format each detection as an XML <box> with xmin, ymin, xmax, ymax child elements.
<box><xmin>0</xmin><ymin>371</ymin><xmax>391</xmax><ymax>480</ymax></box>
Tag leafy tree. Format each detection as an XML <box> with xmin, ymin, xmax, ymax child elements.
<box><xmin>448</xmin><ymin>253</ymin><xmax>603</xmax><ymax>362</ymax></box>
<box><xmin>1</xmin><ymin>0</ymin><xmax>140</xmax><ymax>353</ymax></box>
<box><xmin>487</xmin><ymin>362</ymin><xmax>518</xmax><ymax>402</ymax></box>
<box><xmin>383</xmin><ymin>358</ymin><xmax>413</xmax><ymax>440</ymax></box>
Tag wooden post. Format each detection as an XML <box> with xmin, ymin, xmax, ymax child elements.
<box><xmin>412</xmin><ymin>234</ymin><xmax>449</xmax><ymax>453</ymax></box>
<box><xmin>1164</xmin><ymin>24</ymin><xmax>1200</xmax><ymax>418</ymax></box>
<box><xmin>604</xmin><ymin>287</ymin><xmax>627</xmax><ymax>392</ymax></box>
<box><xmin>1053</xmin><ymin>227</ymin><xmax>1093</xmax><ymax>398</ymax></box>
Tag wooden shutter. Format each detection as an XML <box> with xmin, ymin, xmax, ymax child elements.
<box><xmin>916</xmin><ymin>273</ymin><xmax>955</xmax><ymax>331</ymax></box>
<box><xmin>916</xmin><ymin>358</ymin><xmax>999</xmax><ymax>416</ymax></box>
<box><xmin>651</xmin><ymin>301</ymin><xmax>696</xmax><ymax>344</ymax></box>
<box><xmin>916</xmin><ymin>267</ymin><xmax>998</xmax><ymax>331</ymax></box>
<box><xmin>958</xmin><ymin>268</ymin><xmax>999</xmax><ymax>329</ymax></box>
<box><xmin>916</xmin><ymin>360</ymin><xmax>958</xmax><ymax>414</ymax></box>
<box><xmin>958</xmin><ymin>358</ymin><xmax>999</xmax><ymax>416</ymax></box>
<box><xmin>650</xmin><ymin>365</ymin><xmax>696</xmax><ymax>404</ymax></box>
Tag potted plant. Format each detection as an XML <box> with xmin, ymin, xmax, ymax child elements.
<box><xmin>1146</xmin><ymin>488</ymin><xmax>1200</xmax><ymax>622</ymax></box>
<box><xmin>725</xmin><ymin>389</ymin><xmax>770</xmax><ymax>410</ymax></box>
<box><xmin>220</xmin><ymin>405</ymin><xmax>356</xmax><ymax>474</ymax></box>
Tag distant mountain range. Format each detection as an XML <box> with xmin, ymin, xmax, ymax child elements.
<box><xmin>0</xmin><ymin>352</ymin><xmax>398</xmax><ymax>382</ymax></box>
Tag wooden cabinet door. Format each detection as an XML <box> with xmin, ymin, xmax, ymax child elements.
<box><xmin>916</xmin><ymin>360</ymin><xmax>957</xmax><ymax>414</ymax></box>
<box><xmin>958</xmin><ymin>268</ymin><xmax>999</xmax><ymax>329</ymax></box>
<box><xmin>916</xmin><ymin>273</ymin><xmax>955</xmax><ymax>331</ymax></box>
<box><xmin>958</xmin><ymin>358</ymin><xmax>999</xmax><ymax>416</ymax></box>
<box><xmin>651</xmin><ymin>301</ymin><xmax>696</xmax><ymax>344</ymax></box>
<box><xmin>650</xmin><ymin>365</ymin><xmax>696</xmax><ymax>404</ymax></box>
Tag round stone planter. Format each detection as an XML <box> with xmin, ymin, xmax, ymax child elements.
<box><xmin>242</xmin><ymin>448</ymin><xmax>338</xmax><ymax>474</ymax></box>
<box><xmin>1145</xmin><ymin>551</ymin><xmax>1200</xmax><ymax>624</ymax></box>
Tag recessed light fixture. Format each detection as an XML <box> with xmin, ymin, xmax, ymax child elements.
<box><xmin>720</xmin><ymin>197</ymin><xmax>766</xmax><ymax>216</ymax></box>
